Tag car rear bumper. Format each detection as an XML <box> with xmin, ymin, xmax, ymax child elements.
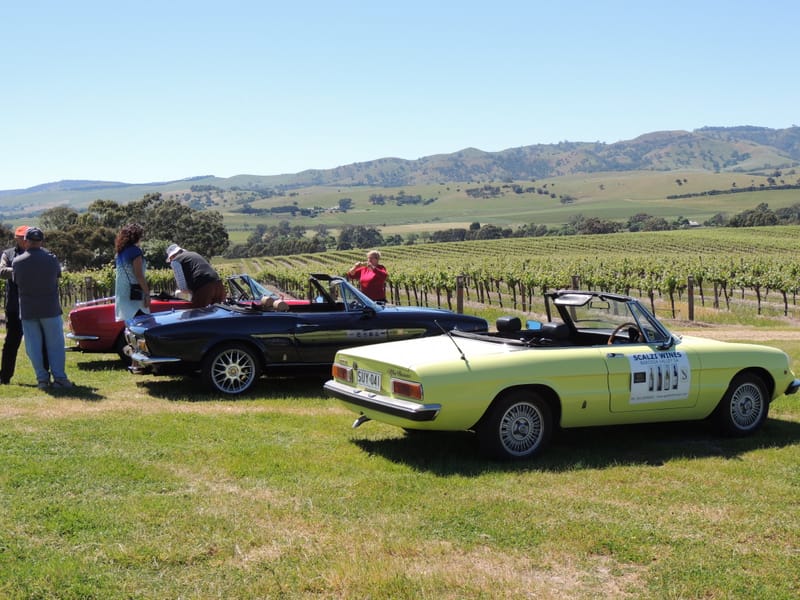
<box><xmin>323</xmin><ymin>379</ymin><xmax>441</xmax><ymax>422</ymax></box>
<box><xmin>785</xmin><ymin>379</ymin><xmax>800</xmax><ymax>395</ymax></box>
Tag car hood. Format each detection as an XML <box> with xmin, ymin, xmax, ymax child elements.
<box><xmin>379</xmin><ymin>305</ymin><xmax>487</xmax><ymax>327</ymax></box>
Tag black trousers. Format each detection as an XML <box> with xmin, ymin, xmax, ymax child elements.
<box><xmin>1</xmin><ymin>311</ymin><xmax>48</xmax><ymax>383</ymax></box>
<box><xmin>1</xmin><ymin>311</ymin><xmax>23</xmax><ymax>383</ymax></box>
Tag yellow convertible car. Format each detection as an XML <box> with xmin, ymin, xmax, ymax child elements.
<box><xmin>324</xmin><ymin>290</ymin><xmax>799</xmax><ymax>460</ymax></box>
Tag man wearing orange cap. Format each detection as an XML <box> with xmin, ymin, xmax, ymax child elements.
<box><xmin>0</xmin><ymin>226</ymin><xmax>29</xmax><ymax>383</ymax></box>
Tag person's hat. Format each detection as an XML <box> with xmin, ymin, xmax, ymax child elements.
<box><xmin>15</xmin><ymin>225</ymin><xmax>28</xmax><ymax>237</ymax></box>
<box><xmin>166</xmin><ymin>243</ymin><xmax>183</xmax><ymax>261</ymax></box>
<box><xmin>24</xmin><ymin>227</ymin><xmax>44</xmax><ymax>242</ymax></box>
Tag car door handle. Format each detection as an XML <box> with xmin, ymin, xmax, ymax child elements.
<box><xmin>606</xmin><ymin>352</ymin><xmax>624</xmax><ymax>358</ymax></box>
<box><xmin>295</xmin><ymin>323</ymin><xmax>320</xmax><ymax>331</ymax></box>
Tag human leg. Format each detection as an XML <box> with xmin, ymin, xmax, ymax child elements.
<box><xmin>40</xmin><ymin>315</ymin><xmax>68</xmax><ymax>382</ymax></box>
<box><xmin>1</xmin><ymin>312</ymin><xmax>23</xmax><ymax>383</ymax></box>
<box><xmin>21</xmin><ymin>319</ymin><xmax>50</xmax><ymax>384</ymax></box>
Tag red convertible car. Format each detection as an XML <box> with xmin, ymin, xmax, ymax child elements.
<box><xmin>66</xmin><ymin>274</ymin><xmax>299</xmax><ymax>364</ymax></box>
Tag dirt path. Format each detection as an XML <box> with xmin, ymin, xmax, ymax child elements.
<box><xmin>669</xmin><ymin>322</ymin><xmax>800</xmax><ymax>341</ymax></box>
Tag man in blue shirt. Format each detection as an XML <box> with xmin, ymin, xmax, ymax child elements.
<box><xmin>12</xmin><ymin>228</ymin><xmax>72</xmax><ymax>389</ymax></box>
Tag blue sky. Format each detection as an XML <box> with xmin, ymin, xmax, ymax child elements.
<box><xmin>1</xmin><ymin>0</ymin><xmax>797</xmax><ymax>190</ymax></box>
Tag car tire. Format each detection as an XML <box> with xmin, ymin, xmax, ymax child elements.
<box><xmin>113</xmin><ymin>333</ymin><xmax>133</xmax><ymax>366</ymax></box>
<box><xmin>477</xmin><ymin>391</ymin><xmax>553</xmax><ymax>460</ymax></box>
<box><xmin>714</xmin><ymin>373</ymin><xmax>769</xmax><ymax>436</ymax></box>
<box><xmin>202</xmin><ymin>343</ymin><xmax>261</xmax><ymax>395</ymax></box>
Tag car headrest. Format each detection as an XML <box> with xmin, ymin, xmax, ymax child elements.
<box><xmin>541</xmin><ymin>322</ymin><xmax>570</xmax><ymax>339</ymax></box>
<box><xmin>496</xmin><ymin>316</ymin><xmax>522</xmax><ymax>333</ymax></box>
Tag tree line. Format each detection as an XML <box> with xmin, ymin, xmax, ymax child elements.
<box><xmin>1</xmin><ymin>194</ymin><xmax>228</xmax><ymax>270</ymax></box>
<box><xmin>5</xmin><ymin>194</ymin><xmax>799</xmax><ymax>265</ymax></box>
<box><xmin>225</xmin><ymin>202</ymin><xmax>800</xmax><ymax>258</ymax></box>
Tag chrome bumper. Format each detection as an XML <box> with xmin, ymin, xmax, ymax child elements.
<box><xmin>784</xmin><ymin>379</ymin><xmax>800</xmax><ymax>395</ymax></box>
<box><xmin>66</xmin><ymin>332</ymin><xmax>99</xmax><ymax>341</ymax></box>
<box><xmin>323</xmin><ymin>379</ymin><xmax>441</xmax><ymax>422</ymax></box>
<box><xmin>128</xmin><ymin>352</ymin><xmax>182</xmax><ymax>373</ymax></box>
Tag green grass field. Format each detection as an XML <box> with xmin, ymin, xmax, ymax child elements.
<box><xmin>1</xmin><ymin>325</ymin><xmax>798</xmax><ymax>598</ymax></box>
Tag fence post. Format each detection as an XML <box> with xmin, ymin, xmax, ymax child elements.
<box><xmin>84</xmin><ymin>276</ymin><xmax>95</xmax><ymax>302</ymax></box>
<box><xmin>456</xmin><ymin>275</ymin><xmax>464</xmax><ymax>314</ymax></box>
<box><xmin>687</xmin><ymin>275</ymin><xmax>695</xmax><ymax>321</ymax></box>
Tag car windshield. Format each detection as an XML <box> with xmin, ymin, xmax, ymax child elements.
<box><xmin>329</xmin><ymin>279</ymin><xmax>381</xmax><ymax>312</ymax></box>
<box><xmin>555</xmin><ymin>293</ymin><xmax>670</xmax><ymax>344</ymax></box>
<box><xmin>227</xmin><ymin>275</ymin><xmax>278</xmax><ymax>302</ymax></box>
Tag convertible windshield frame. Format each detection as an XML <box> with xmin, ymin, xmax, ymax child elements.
<box><xmin>321</xmin><ymin>276</ymin><xmax>383</xmax><ymax>313</ymax></box>
<box><xmin>226</xmin><ymin>274</ymin><xmax>277</xmax><ymax>302</ymax></box>
<box><xmin>550</xmin><ymin>290</ymin><xmax>672</xmax><ymax>345</ymax></box>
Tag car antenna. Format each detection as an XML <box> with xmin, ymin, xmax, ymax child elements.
<box><xmin>434</xmin><ymin>320</ymin><xmax>468</xmax><ymax>363</ymax></box>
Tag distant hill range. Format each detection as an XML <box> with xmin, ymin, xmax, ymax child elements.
<box><xmin>2</xmin><ymin>126</ymin><xmax>799</xmax><ymax>215</ymax></box>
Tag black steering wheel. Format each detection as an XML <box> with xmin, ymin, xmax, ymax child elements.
<box><xmin>607</xmin><ymin>322</ymin><xmax>643</xmax><ymax>345</ymax></box>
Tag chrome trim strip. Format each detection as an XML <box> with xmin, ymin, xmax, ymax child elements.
<box><xmin>66</xmin><ymin>332</ymin><xmax>100</xmax><ymax>341</ymax></box>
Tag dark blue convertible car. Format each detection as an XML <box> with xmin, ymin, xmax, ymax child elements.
<box><xmin>126</xmin><ymin>274</ymin><xmax>488</xmax><ymax>395</ymax></box>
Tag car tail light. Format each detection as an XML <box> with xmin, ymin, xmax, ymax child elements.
<box><xmin>391</xmin><ymin>379</ymin><xmax>423</xmax><ymax>400</ymax></box>
<box><xmin>332</xmin><ymin>363</ymin><xmax>353</xmax><ymax>382</ymax></box>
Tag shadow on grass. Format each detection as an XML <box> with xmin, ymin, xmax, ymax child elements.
<box><xmin>74</xmin><ymin>358</ymin><xmax>127</xmax><ymax>372</ymax></box>
<box><xmin>352</xmin><ymin>418</ymin><xmax>800</xmax><ymax>475</ymax></box>
<box><xmin>27</xmin><ymin>383</ymin><xmax>105</xmax><ymax>402</ymax></box>
<box><xmin>134</xmin><ymin>373</ymin><xmax>331</xmax><ymax>402</ymax></box>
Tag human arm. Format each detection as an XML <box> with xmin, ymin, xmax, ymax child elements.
<box><xmin>171</xmin><ymin>260</ymin><xmax>189</xmax><ymax>294</ymax></box>
<box><xmin>371</xmin><ymin>264</ymin><xmax>388</xmax><ymax>286</ymax></box>
<box><xmin>347</xmin><ymin>263</ymin><xmax>364</xmax><ymax>279</ymax></box>
<box><xmin>0</xmin><ymin>250</ymin><xmax>11</xmax><ymax>280</ymax></box>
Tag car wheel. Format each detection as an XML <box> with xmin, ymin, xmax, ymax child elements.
<box><xmin>477</xmin><ymin>391</ymin><xmax>553</xmax><ymax>460</ymax></box>
<box><xmin>202</xmin><ymin>343</ymin><xmax>261</xmax><ymax>395</ymax></box>
<box><xmin>714</xmin><ymin>373</ymin><xmax>769</xmax><ymax>436</ymax></box>
<box><xmin>113</xmin><ymin>334</ymin><xmax>133</xmax><ymax>366</ymax></box>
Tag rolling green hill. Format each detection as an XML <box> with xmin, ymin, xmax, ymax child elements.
<box><xmin>3</xmin><ymin>126</ymin><xmax>800</xmax><ymax>247</ymax></box>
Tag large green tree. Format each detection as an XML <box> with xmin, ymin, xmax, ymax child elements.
<box><xmin>336</xmin><ymin>225</ymin><xmax>384</xmax><ymax>250</ymax></box>
<box><xmin>36</xmin><ymin>194</ymin><xmax>229</xmax><ymax>269</ymax></box>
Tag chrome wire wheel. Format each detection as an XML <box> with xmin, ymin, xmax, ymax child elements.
<box><xmin>728</xmin><ymin>381</ymin><xmax>765</xmax><ymax>430</ymax></box>
<box><xmin>499</xmin><ymin>402</ymin><xmax>544</xmax><ymax>456</ymax></box>
<box><xmin>716</xmin><ymin>373</ymin><xmax>769</xmax><ymax>436</ymax></box>
<box><xmin>478</xmin><ymin>391</ymin><xmax>553</xmax><ymax>460</ymax></box>
<box><xmin>203</xmin><ymin>344</ymin><xmax>259</xmax><ymax>395</ymax></box>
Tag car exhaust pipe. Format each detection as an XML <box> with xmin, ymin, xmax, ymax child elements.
<box><xmin>352</xmin><ymin>415</ymin><xmax>371</xmax><ymax>428</ymax></box>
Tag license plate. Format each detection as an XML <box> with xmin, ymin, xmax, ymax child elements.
<box><xmin>356</xmin><ymin>368</ymin><xmax>382</xmax><ymax>391</ymax></box>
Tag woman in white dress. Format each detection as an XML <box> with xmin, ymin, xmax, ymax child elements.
<box><xmin>114</xmin><ymin>223</ymin><xmax>151</xmax><ymax>322</ymax></box>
